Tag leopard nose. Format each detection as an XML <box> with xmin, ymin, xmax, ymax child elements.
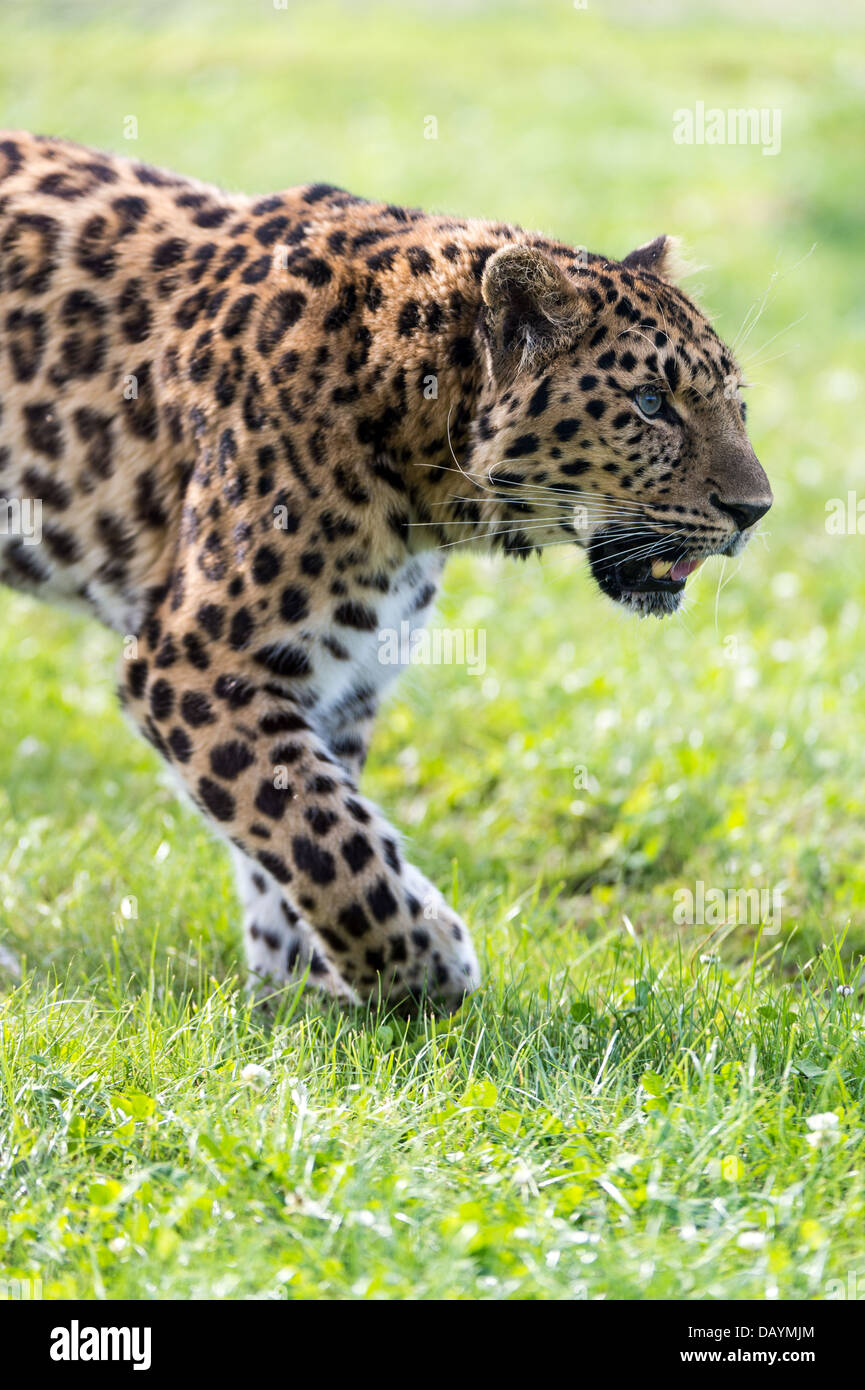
<box><xmin>709</xmin><ymin>492</ymin><xmax>772</xmax><ymax>532</ymax></box>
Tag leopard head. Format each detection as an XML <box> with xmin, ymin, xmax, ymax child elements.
<box><xmin>471</xmin><ymin>236</ymin><xmax>772</xmax><ymax>616</ymax></box>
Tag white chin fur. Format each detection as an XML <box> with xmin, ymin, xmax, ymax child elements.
<box><xmin>619</xmin><ymin>588</ymin><xmax>684</xmax><ymax>619</ymax></box>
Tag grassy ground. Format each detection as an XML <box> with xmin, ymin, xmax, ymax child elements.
<box><xmin>1</xmin><ymin>0</ymin><xmax>864</xmax><ymax>1300</ymax></box>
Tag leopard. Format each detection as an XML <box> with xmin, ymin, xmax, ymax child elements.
<box><xmin>0</xmin><ymin>132</ymin><xmax>772</xmax><ymax>1011</ymax></box>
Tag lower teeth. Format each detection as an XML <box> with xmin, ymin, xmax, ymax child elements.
<box><xmin>651</xmin><ymin>560</ymin><xmax>673</xmax><ymax>578</ymax></box>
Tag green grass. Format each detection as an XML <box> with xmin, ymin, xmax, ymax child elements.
<box><xmin>1</xmin><ymin>0</ymin><xmax>865</xmax><ymax>1300</ymax></box>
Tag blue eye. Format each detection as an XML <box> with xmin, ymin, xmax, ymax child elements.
<box><xmin>635</xmin><ymin>387</ymin><xmax>663</xmax><ymax>417</ymax></box>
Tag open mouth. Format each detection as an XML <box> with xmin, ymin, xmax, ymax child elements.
<box><xmin>588</xmin><ymin>527</ymin><xmax>709</xmax><ymax>617</ymax></box>
<box><xmin>619</xmin><ymin>553</ymin><xmax>705</xmax><ymax>593</ymax></box>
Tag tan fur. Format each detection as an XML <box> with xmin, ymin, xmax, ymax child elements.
<box><xmin>0</xmin><ymin>133</ymin><xmax>771</xmax><ymax>1009</ymax></box>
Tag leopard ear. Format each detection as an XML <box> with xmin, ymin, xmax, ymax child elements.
<box><xmin>481</xmin><ymin>245</ymin><xmax>589</xmax><ymax>385</ymax></box>
<box><xmin>621</xmin><ymin>234</ymin><xmax>685</xmax><ymax>282</ymax></box>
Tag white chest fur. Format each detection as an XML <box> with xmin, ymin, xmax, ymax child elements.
<box><xmin>311</xmin><ymin>551</ymin><xmax>445</xmax><ymax>727</ymax></box>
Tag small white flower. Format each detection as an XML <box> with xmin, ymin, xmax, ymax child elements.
<box><xmin>806</xmin><ymin>1112</ymin><xmax>840</xmax><ymax>1132</ymax></box>
<box><xmin>240</xmin><ymin>1063</ymin><xmax>272</xmax><ymax>1085</ymax></box>
<box><xmin>737</xmin><ymin>1230</ymin><xmax>766</xmax><ymax>1250</ymax></box>
<box><xmin>837</xmin><ymin>985</ymin><xmax>853</xmax><ymax>997</ymax></box>
<box><xmin>806</xmin><ymin>1112</ymin><xmax>841</xmax><ymax>1148</ymax></box>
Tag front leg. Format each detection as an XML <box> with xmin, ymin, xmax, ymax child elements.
<box><xmin>231</xmin><ymin>847</ymin><xmax>359</xmax><ymax>1006</ymax></box>
<box><xmin>121</xmin><ymin>648</ymin><xmax>480</xmax><ymax>1011</ymax></box>
<box><xmin>323</xmin><ymin>706</ymin><xmax>378</xmax><ymax>782</ymax></box>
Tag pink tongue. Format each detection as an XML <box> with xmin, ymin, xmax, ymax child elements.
<box><xmin>670</xmin><ymin>557</ymin><xmax>704</xmax><ymax>583</ymax></box>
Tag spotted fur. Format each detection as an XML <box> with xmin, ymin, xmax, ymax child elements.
<box><xmin>0</xmin><ymin>134</ymin><xmax>771</xmax><ymax>1009</ymax></box>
